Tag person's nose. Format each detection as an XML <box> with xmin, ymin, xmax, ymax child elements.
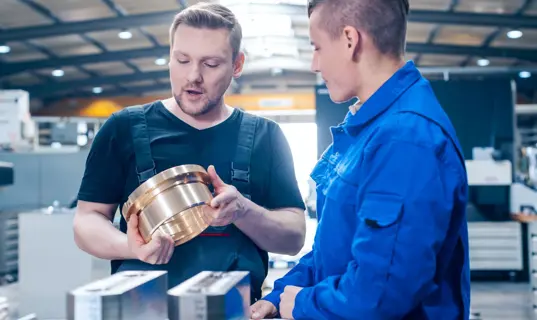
<box><xmin>186</xmin><ymin>65</ymin><xmax>203</xmax><ymax>83</ymax></box>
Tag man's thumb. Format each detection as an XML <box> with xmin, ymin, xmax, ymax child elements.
<box><xmin>208</xmin><ymin>165</ymin><xmax>225</xmax><ymax>188</ymax></box>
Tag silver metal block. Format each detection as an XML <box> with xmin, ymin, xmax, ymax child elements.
<box><xmin>0</xmin><ymin>297</ymin><xmax>8</xmax><ymax>320</ymax></box>
<box><xmin>67</xmin><ymin>270</ymin><xmax>168</xmax><ymax>320</ymax></box>
<box><xmin>168</xmin><ymin>271</ymin><xmax>250</xmax><ymax>320</ymax></box>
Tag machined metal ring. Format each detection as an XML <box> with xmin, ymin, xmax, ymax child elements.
<box><xmin>122</xmin><ymin>164</ymin><xmax>215</xmax><ymax>246</ymax></box>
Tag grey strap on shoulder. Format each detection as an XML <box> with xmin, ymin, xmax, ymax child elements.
<box><xmin>231</xmin><ymin>110</ymin><xmax>259</xmax><ymax>200</ymax></box>
<box><xmin>127</xmin><ymin>105</ymin><xmax>156</xmax><ymax>185</ymax></box>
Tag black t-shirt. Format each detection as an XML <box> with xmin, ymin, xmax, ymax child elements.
<box><xmin>77</xmin><ymin>100</ymin><xmax>305</xmax><ymax>297</ymax></box>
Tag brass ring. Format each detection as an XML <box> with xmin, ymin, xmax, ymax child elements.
<box><xmin>122</xmin><ymin>164</ymin><xmax>215</xmax><ymax>246</ymax></box>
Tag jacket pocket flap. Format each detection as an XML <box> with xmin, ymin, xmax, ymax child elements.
<box><xmin>359</xmin><ymin>193</ymin><xmax>403</xmax><ymax>227</ymax></box>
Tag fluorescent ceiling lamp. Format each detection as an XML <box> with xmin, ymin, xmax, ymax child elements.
<box><xmin>51</xmin><ymin>69</ymin><xmax>64</xmax><ymax>77</ymax></box>
<box><xmin>155</xmin><ymin>58</ymin><xmax>167</xmax><ymax>66</ymax></box>
<box><xmin>0</xmin><ymin>45</ymin><xmax>10</xmax><ymax>54</ymax></box>
<box><xmin>507</xmin><ymin>30</ymin><xmax>523</xmax><ymax>39</ymax></box>
<box><xmin>118</xmin><ymin>30</ymin><xmax>133</xmax><ymax>39</ymax></box>
<box><xmin>519</xmin><ymin>71</ymin><xmax>531</xmax><ymax>79</ymax></box>
<box><xmin>477</xmin><ymin>58</ymin><xmax>490</xmax><ymax>67</ymax></box>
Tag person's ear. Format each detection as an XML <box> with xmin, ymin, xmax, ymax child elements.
<box><xmin>342</xmin><ymin>26</ymin><xmax>360</xmax><ymax>61</ymax></box>
<box><xmin>233</xmin><ymin>52</ymin><xmax>245</xmax><ymax>78</ymax></box>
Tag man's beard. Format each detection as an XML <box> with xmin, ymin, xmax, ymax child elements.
<box><xmin>173</xmin><ymin>92</ymin><xmax>221</xmax><ymax>117</ymax></box>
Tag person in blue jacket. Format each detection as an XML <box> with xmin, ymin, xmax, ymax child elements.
<box><xmin>250</xmin><ymin>0</ymin><xmax>470</xmax><ymax>319</ymax></box>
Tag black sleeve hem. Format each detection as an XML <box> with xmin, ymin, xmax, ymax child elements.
<box><xmin>77</xmin><ymin>192</ymin><xmax>121</xmax><ymax>205</ymax></box>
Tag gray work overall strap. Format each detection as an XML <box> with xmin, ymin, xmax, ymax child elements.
<box><xmin>127</xmin><ymin>106</ymin><xmax>157</xmax><ymax>184</ymax></box>
<box><xmin>230</xmin><ymin>111</ymin><xmax>258</xmax><ymax>199</ymax></box>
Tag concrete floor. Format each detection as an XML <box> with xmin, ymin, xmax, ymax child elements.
<box><xmin>0</xmin><ymin>280</ymin><xmax>534</xmax><ymax>319</ymax></box>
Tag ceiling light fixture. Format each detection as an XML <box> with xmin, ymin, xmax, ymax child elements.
<box><xmin>92</xmin><ymin>87</ymin><xmax>103</xmax><ymax>94</ymax></box>
<box><xmin>507</xmin><ymin>30</ymin><xmax>523</xmax><ymax>39</ymax></box>
<box><xmin>51</xmin><ymin>69</ymin><xmax>64</xmax><ymax>77</ymax></box>
<box><xmin>155</xmin><ymin>58</ymin><xmax>167</xmax><ymax>66</ymax></box>
<box><xmin>477</xmin><ymin>58</ymin><xmax>490</xmax><ymax>67</ymax></box>
<box><xmin>118</xmin><ymin>30</ymin><xmax>133</xmax><ymax>39</ymax></box>
<box><xmin>0</xmin><ymin>45</ymin><xmax>10</xmax><ymax>54</ymax></box>
<box><xmin>519</xmin><ymin>71</ymin><xmax>531</xmax><ymax>79</ymax></box>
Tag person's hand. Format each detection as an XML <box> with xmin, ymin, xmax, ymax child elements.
<box><xmin>206</xmin><ymin>165</ymin><xmax>247</xmax><ymax>226</ymax></box>
<box><xmin>279</xmin><ymin>286</ymin><xmax>303</xmax><ymax>319</ymax></box>
<box><xmin>250</xmin><ymin>300</ymin><xmax>277</xmax><ymax>319</ymax></box>
<box><xmin>126</xmin><ymin>214</ymin><xmax>175</xmax><ymax>264</ymax></box>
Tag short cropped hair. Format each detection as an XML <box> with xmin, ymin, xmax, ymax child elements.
<box><xmin>170</xmin><ymin>2</ymin><xmax>242</xmax><ymax>61</ymax></box>
<box><xmin>307</xmin><ymin>0</ymin><xmax>409</xmax><ymax>58</ymax></box>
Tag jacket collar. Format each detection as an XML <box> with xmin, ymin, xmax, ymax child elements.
<box><xmin>343</xmin><ymin>60</ymin><xmax>422</xmax><ymax>132</ymax></box>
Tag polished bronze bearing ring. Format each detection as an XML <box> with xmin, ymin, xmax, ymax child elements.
<box><xmin>122</xmin><ymin>164</ymin><xmax>215</xmax><ymax>246</ymax></box>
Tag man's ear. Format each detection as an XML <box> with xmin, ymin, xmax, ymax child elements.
<box><xmin>233</xmin><ymin>51</ymin><xmax>246</xmax><ymax>78</ymax></box>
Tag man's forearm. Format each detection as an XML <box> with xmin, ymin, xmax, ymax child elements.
<box><xmin>74</xmin><ymin>211</ymin><xmax>136</xmax><ymax>260</ymax></box>
<box><xmin>234</xmin><ymin>199</ymin><xmax>306</xmax><ymax>255</ymax></box>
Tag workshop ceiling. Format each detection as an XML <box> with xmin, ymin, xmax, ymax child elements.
<box><xmin>0</xmin><ymin>0</ymin><xmax>536</xmax><ymax>102</ymax></box>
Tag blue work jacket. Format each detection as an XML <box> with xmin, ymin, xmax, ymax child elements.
<box><xmin>263</xmin><ymin>61</ymin><xmax>470</xmax><ymax>320</ymax></box>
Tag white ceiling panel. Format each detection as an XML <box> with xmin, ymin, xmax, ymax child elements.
<box><xmin>128</xmin><ymin>80</ymin><xmax>161</xmax><ymax>87</ymax></box>
<box><xmin>419</xmin><ymin>54</ymin><xmax>467</xmax><ymax>66</ymax></box>
<box><xmin>409</xmin><ymin>0</ymin><xmax>451</xmax><ymax>10</ymax></box>
<box><xmin>526</xmin><ymin>1</ymin><xmax>537</xmax><ymax>15</ymax></box>
<box><xmin>142</xmin><ymin>89</ymin><xmax>171</xmax><ymax>97</ymax></box>
<box><xmin>0</xmin><ymin>42</ymin><xmax>49</xmax><ymax>62</ymax></box>
<box><xmin>82</xmin><ymin>62</ymin><xmax>135</xmax><ymax>76</ymax></box>
<box><xmin>34</xmin><ymin>66</ymin><xmax>90</xmax><ymax>82</ymax></box>
<box><xmin>130</xmin><ymin>57</ymin><xmax>171</xmax><ymax>72</ymax></box>
<box><xmin>491</xmin><ymin>28</ymin><xmax>537</xmax><ymax>49</ymax></box>
<box><xmin>0</xmin><ymin>0</ymin><xmax>54</xmax><ymax>28</ymax></box>
<box><xmin>143</xmin><ymin>24</ymin><xmax>172</xmax><ymax>46</ymax></box>
<box><xmin>405</xmin><ymin>52</ymin><xmax>419</xmax><ymax>62</ymax></box>
<box><xmin>114</xmin><ymin>0</ymin><xmax>181</xmax><ymax>14</ymax></box>
<box><xmin>468</xmin><ymin>57</ymin><xmax>516</xmax><ymax>67</ymax></box>
<box><xmin>29</xmin><ymin>34</ymin><xmax>102</xmax><ymax>57</ymax></box>
<box><xmin>433</xmin><ymin>26</ymin><xmax>496</xmax><ymax>46</ymax></box>
<box><xmin>33</xmin><ymin>0</ymin><xmax>116</xmax><ymax>22</ymax></box>
<box><xmin>293</xmin><ymin>27</ymin><xmax>310</xmax><ymax>39</ymax></box>
<box><xmin>5</xmin><ymin>72</ymin><xmax>42</xmax><ymax>86</ymax></box>
<box><xmin>85</xmin><ymin>29</ymin><xmax>155</xmax><ymax>51</ymax></box>
<box><xmin>80</xmin><ymin>84</ymin><xmax>116</xmax><ymax>92</ymax></box>
<box><xmin>455</xmin><ymin>0</ymin><xmax>525</xmax><ymax>14</ymax></box>
<box><xmin>407</xmin><ymin>23</ymin><xmax>437</xmax><ymax>43</ymax></box>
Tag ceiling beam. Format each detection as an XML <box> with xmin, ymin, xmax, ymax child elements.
<box><xmin>18</xmin><ymin>70</ymin><xmax>170</xmax><ymax>98</ymax></box>
<box><xmin>39</xmin><ymin>65</ymin><xmax>537</xmax><ymax>102</ymax></box>
<box><xmin>1</xmin><ymin>5</ymin><xmax>536</xmax><ymax>44</ymax></box>
<box><xmin>3</xmin><ymin>42</ymin><xmax>537</xmax><ymax>77</ymax></box>
<box><xmin>407</xmin><ymin>9</ymin><xmax>537</xmax><ymax>29</ymax></box>
<box><xmin>56</xmin><ymin>70</ymin><xmax>537</xmax><ymax>99</ymax></box>
<box><xmin>1</xmin><ymin>47</ymin><xmax>169</xmax><ymax>76</ymax></box>
<box><xmin>0</xmin><ymin>11</ymin><xmax>178</xmax><ymax>43</ymax></box>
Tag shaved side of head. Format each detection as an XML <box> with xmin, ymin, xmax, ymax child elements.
<box><xmin>307</xmin><ymin>0</ymin><xmax>410</xmax><ymax>58</ymax></box>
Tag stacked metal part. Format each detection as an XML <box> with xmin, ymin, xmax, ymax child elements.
<box><xmin>167</xmin><ymin>271</ymin><xmax>250</xmax><ymax>320</ymax></box>
<box><xmin>67</xmin><ymin>271</ymin><xmax>168</xmax><ymax>320</ymax></box>
<box><xmin>0</xmin><ymin>212</ymin><xmax>18</xmax><ymax>284</ymax></box>
<box><xmin>0</xmin><ymin>161</ymin><xmax>17</xmax><ymax>284</ymax></box>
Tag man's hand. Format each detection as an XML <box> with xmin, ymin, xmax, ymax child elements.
<box><xmin>250</xmin><ymin>300</ymin><xmax>278</xmax><ymax>319</ymax></box>
<box><xmin>126</xmin><ymin>214</ymin><xmax>175</xmax><ymax>264</ymax></box>
<box><xmin>206</xmin><ymin>165</ymin><xmax>247</xmax><ymax>226</ymax></box>
<box><xmin>280</xmin><ymin>286</ymin><xmax>303</xmax><ymax>319</ymax></box>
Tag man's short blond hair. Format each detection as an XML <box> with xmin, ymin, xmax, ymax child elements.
<box><xmin>170</xmin><ymin>2</ymin><xmax>242</xmax><ymax>61</ymax></box>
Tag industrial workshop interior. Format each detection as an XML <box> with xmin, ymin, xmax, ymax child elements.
<box><xmin>1</xmin><ymin>0</ymin><xmax>537</xmax><ymax>319</ymax></box>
